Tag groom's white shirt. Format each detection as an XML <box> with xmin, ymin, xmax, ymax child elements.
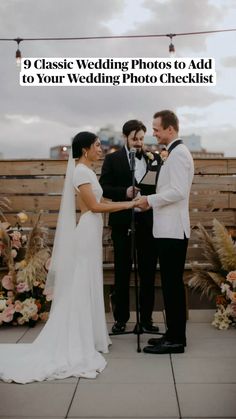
<box><xmin>147</xmin><ymin>140</ymin><xmax>194</xmax><ymax>239</ymax></box>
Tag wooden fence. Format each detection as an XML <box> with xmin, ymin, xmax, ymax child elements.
<box><xmin>0</xmin><ymin>158</ymin><xmax>235</xmax><ymax>265</ymax></box>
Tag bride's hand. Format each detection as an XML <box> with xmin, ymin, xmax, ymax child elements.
<box><xmin>124</xmin><ymin>201</ymin><xmax>136</xmax><ymax>209</ymax></box>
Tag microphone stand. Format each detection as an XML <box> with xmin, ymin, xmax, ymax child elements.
<box><xmin>130</xmin><ymin>149</ymin><xmax>142</xmax><ymax>352</ymax></box>
<box><xmin>109</xmin><ymin>149</ymin><xmax>162</xmax><ymax>352</ymax></box>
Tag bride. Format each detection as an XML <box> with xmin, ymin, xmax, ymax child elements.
<box><xmin>0</xmin><ymin>131</ymin><xmax>135</xmax><ymax>383</ymax></box>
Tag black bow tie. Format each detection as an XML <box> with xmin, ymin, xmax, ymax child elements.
<box><xmin>129</xmin><ymin>150</ymin><xmax>143</xmax><ymax>161</ymax></box>
<box><xmin>135</xmin><ymin>152</ymin><xmax>143</xmax><ymax>160</ymax></box>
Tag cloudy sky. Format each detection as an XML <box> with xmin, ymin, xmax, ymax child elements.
<box><xmin>0</xmin><ymin>0</ymin><xmax>236</xmax><ymax>158</ymax></box>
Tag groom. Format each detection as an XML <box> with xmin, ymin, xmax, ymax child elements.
<box><xmin>100</xmin><ymin>119</ymin><xmax>160</xmax><ymax>334</ymax></box>
<box><xmin>136</xmin><ymin>110</ymin><xmax>194</xmax><ymax>354</ymax></box>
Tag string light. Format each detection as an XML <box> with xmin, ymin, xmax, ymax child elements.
<box><xmin>0</xmin><ymin>28</ymin><xmax>235</xmax><ymax>66</ymax></box>
<box><xmin>167</xmin><ymin>33</ymin><xmax>176</xmax><ymax>57</ymax></box>
<box><xmin>15</xmin><ymin>37</ymin><xmax>22</xmax><ymax>67</ymax></box>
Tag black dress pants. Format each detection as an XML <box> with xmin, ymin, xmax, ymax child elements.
<box><xmin>156</xmin><ymin>237</ymin><xmax>188</xmax><ymax>343</ymax></box>
<box><xmin>111</xmin><ymin>219</ymin><xmax>157</xmax><ymax>324</ymax></box>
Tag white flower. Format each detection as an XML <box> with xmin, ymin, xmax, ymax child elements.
<box><xmin>221</xmin><ymin>283</ymin><xmax>230</xmax><ymax>293</ymax></box>
<box><xmin>16</xmin><ymin>212</ymin><xmax>28</xmax><ymax>224</ymax></box>
<box><xmin>0</xmin><ymin>299</ymin><xmax>7</xmax><ymax>311</ymax></box>
<box><xmin>145</xmin><ymin>152</ymin><xmax>154</xmax><ymax>161</ymax></box>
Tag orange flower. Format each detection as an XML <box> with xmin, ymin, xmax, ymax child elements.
<box><xmin>227</xmin><ymin>271</ymin><xmax>236</xmax><ymax>284</ymax></box>
<box><xmin>216</xmin><ymin>295</ymin><xmax>227</xmax><ymax>306</ymax></box>
<box><xmin>36</xmin><ymin>301</ymin><xmax>42</xmax><ymax>311</ymax></box>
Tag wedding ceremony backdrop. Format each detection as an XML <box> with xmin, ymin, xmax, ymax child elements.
<box><xmin>0</xmin><ymin>156</ymin><xmax>235</xmax><ymax>312</ymax></box>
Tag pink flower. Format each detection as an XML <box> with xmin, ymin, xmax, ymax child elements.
<box><xmin>10</xmin><ymin>231</ymin><xmax>22</xmax><ymax>249</ymax></box>
<box><xmin>7</xmin><ymin>291</ymin><xmax>14</xmax><ymax>298</ymax></box>
<box><xmin>2</xmin><ymin>274</ymin><xmax>14</xmax><ymax>291</ymax></box>
<box><xmin>229</xmin><ymin>303</ymin><xmax>236</xmax><ymax>317</ymax></box>
<box><xmin>229</xmin><ymin>291</ymin><xmax>236</xmax><ymax>303</ymax></box>
<box><xmin>14</xmin><ymin>300</ymin><xmax>23</xmax><ymax>312</ymax></box>
<box><xmin>16</xmin><ymin>282</ymin><xmax>30</xmax><ymax>293</ymax></box>
<box><xmin>2</xmin><ymin>305</ymin><xmax>15</xmax><ymax>323</ymax></box>
<box><xmin>40</xmin><ymin>312</ymin><xmax>49</xmax><ymax>322</ymax></box>
<box><xmin>227</xmin><ymin>271</ymin><xmax>236</xmax><ymax>283</ymax></box>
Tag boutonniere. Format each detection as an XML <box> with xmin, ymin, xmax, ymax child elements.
<box><xmin>160</xmin><ymin>149</ymin><xmax>169</xmax><ymax>162</ymax></box>
<box><xmin>145</xmin><ymin>151</ymin><xmax>154</xmax><ymax>161</ymax></box>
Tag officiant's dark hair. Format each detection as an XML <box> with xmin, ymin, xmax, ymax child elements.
<box><xmin>122</xmin><ymin>120</ymin><xmax>146</xmax><ymax>138</ymax></box>
<box><xmin>72</xmin><ymin>131</ymin><xmax>98</xmax><ymax>158</ymax></box>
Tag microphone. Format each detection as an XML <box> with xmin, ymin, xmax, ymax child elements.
<box><xmin>129</xmin><ymin>147</ymin><xmax>136</xmax><ymax>171</ymax></box>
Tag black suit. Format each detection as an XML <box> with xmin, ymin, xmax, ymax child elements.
<box><xmin>100</xmin><ymin>147</ymin><xmax>160</xmax><ymax>323</ymax></box>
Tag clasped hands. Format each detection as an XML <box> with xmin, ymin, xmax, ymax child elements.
<box><xmin>133</xmin><ymin>195</ymin><xmax>150</xmax><ymax>210</ymax></box>
<box><xmin>126</xmin><ymin>186</ymin><xmax>150</xmax><ymax>210</ymax></box>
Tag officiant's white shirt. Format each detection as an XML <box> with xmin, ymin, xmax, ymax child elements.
<box><xmin>125</xmin><ymin>146</ymin><xmax>146</xmax><ymax>183</ymax></box>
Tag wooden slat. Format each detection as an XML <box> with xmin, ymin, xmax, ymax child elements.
<box><xmin>193</xmin><ymin>159</ymin><xmax>228</xmax><ymax>174</ymax></box>
<box><xmin>190</xmin><ymin>211</ymin><xmax>236</xmax><ymax>227</ymax></box>
<box><xmin>0</xmin><ymin>160</ymin><xmax>67</xmax><ymax>176</ymax></box>
<box><xmin>1</xmin><ymin>195</ymin><xmax>63</xmax><ymax>212</ymax></box>
<box><xmin>189</xmin><ymin>194</ymin><xmax>229</xmax><ymax>210</ymax></box>
<box><xmin>228</xmin><ymin>159</ymin><xmax>236</xmax><ymax>174</ymax></box>
<box><xmin>229</xmin><ymin>194</ymin><xmax>236</xmax><ymax>209</ymax></box>
<box><xmin>192</xmin><ymin>175</ymin><xmax>236</xmax><ymax>192</ymax></box>
<box><xmin>0</xmin><ymin>178</ymin><xmax>64</xmax><ymax>194</ymax></box>
<box><xmin>0</xmin><ymin>158</ymin><xmax>235</xmax><ymax>176</ymax></box>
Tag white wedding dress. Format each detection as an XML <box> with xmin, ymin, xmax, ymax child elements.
<box><xmin>0</xmin><ymin>163</ymin><xmax>111</xmax><ymax>383</ymax></box>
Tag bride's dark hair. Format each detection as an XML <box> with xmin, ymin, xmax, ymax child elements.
<box><xmin>72</xmin><ymin>131</ymin><xmax>97</xmax><ymax>158</ymax></box>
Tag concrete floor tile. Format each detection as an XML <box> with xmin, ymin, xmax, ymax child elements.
<box><xmin>173</xmin><ymin>357</ymin><xmax>236</xmax><ymax>383</ymax></box>
<box><xmin>188</xmin><ymin>309</ymin><xmax>216</xmax><ymax>323</ymax></box>
<box><xmin>173</xmin><ymin>338</ymin><xmax>236</xmax><ymax>358</ymax></box>
<box><xmin>79</xmin><ymin>357</ymin><xmax>173</xmax><ymax>384</ymax></box>
<box><xmin>177</xmin><ymin>383</ymin><xmax>236</xmax><ymax>417</ymax></box>
<box><xmin>0</xmin><ymin>382</ymin><xmax>76</xmax><ymax>417</ymax></box>
<box><xmin>18</xmin><ymin>323</ymin><xmax>46</xmax><ymax>343</ymax></box>
<box><xmin>68</xmin><ymin>382</ymin><xmax>179</xmax><ymax>417</ymax></box>
<box><xmin>0</xmin><ymin>326</ymin><xmax>28</xmax><ymax>343</ymax></box>
<box><xmin>186</xmin><ymin>322</ymin><xmax>236</xmax><ymax>339</ymax></box>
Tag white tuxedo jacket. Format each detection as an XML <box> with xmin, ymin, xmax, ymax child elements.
<box><xmin>147</xmin><ymin>143</ymin><xmax>194</xmax><ymax>239</ymax></box>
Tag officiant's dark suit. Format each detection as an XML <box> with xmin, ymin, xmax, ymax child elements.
<box><xmin>100</xmin><ymin>119</ymin><xmax>161</xmax><ymax>333</ymax></box>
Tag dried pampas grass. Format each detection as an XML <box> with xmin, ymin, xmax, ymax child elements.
<box><xmin>189</xmin><ymin>219</ymin><xmax>236</xmax><ymax>301</ymax></box>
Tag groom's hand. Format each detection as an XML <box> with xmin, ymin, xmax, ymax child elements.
<box><xmin>126</xmin><ymin>186</ymin><xmax>140</xmax><ymax>199</ymax></box>
<box><xmin>134</xmin><ymin>195</ymin><xmax>150</xmax><ymax>210</ymax></box>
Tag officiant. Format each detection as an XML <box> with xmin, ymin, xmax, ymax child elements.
<box><xmin>100</xmin><ymin>119</ymin><xmax>161</xmax><ymax>334</ymax></box>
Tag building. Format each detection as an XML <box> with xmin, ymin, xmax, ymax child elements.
<box><xmin>50</xmin><ymin>145</ymin><xmax>71</xmax><ymax>159</ymax></box>
<box><xmin>49</xmin><ymin>131</ymin><xmax>224</xmax><ymax>159</ymax></box>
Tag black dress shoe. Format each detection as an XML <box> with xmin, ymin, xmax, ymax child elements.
<box><xmin>111</xmin><ymin>321</ymin><xmax>126</xmax><ymax>334</ymax></box>
<box><xmin>148</xmin><ymin>336</ymin><xmax>186</xmax><ymax>347</ymax></box>
<box><xmin>143</xmin><ymin>341</ymin><xmax>185</xmax><ymax>354</ymax></box>
<box><xmin>140</xmin><ymin>322</ymin><xmax>159</xmax><ymax>333</ymax></box>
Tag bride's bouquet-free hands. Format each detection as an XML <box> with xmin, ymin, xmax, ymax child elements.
<box><xmin>133</xmin><ymin>195</ymin><xmax>150</xmax><ymax>211</ymax></box>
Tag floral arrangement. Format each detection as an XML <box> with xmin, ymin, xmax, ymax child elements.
<box><xmin>0</xmin><ymin>211</ymin><xmax>51</xmax><ymax>326</ymax></box>
<box><xmin>189</xmin><ymin>219</ymin><xmax>236</xmax><ymax>329</ymax></box>
<box><xmin>212</xmin><ymin>271</ymin><xmax>236</xmax><ymax>329</ymax></box>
